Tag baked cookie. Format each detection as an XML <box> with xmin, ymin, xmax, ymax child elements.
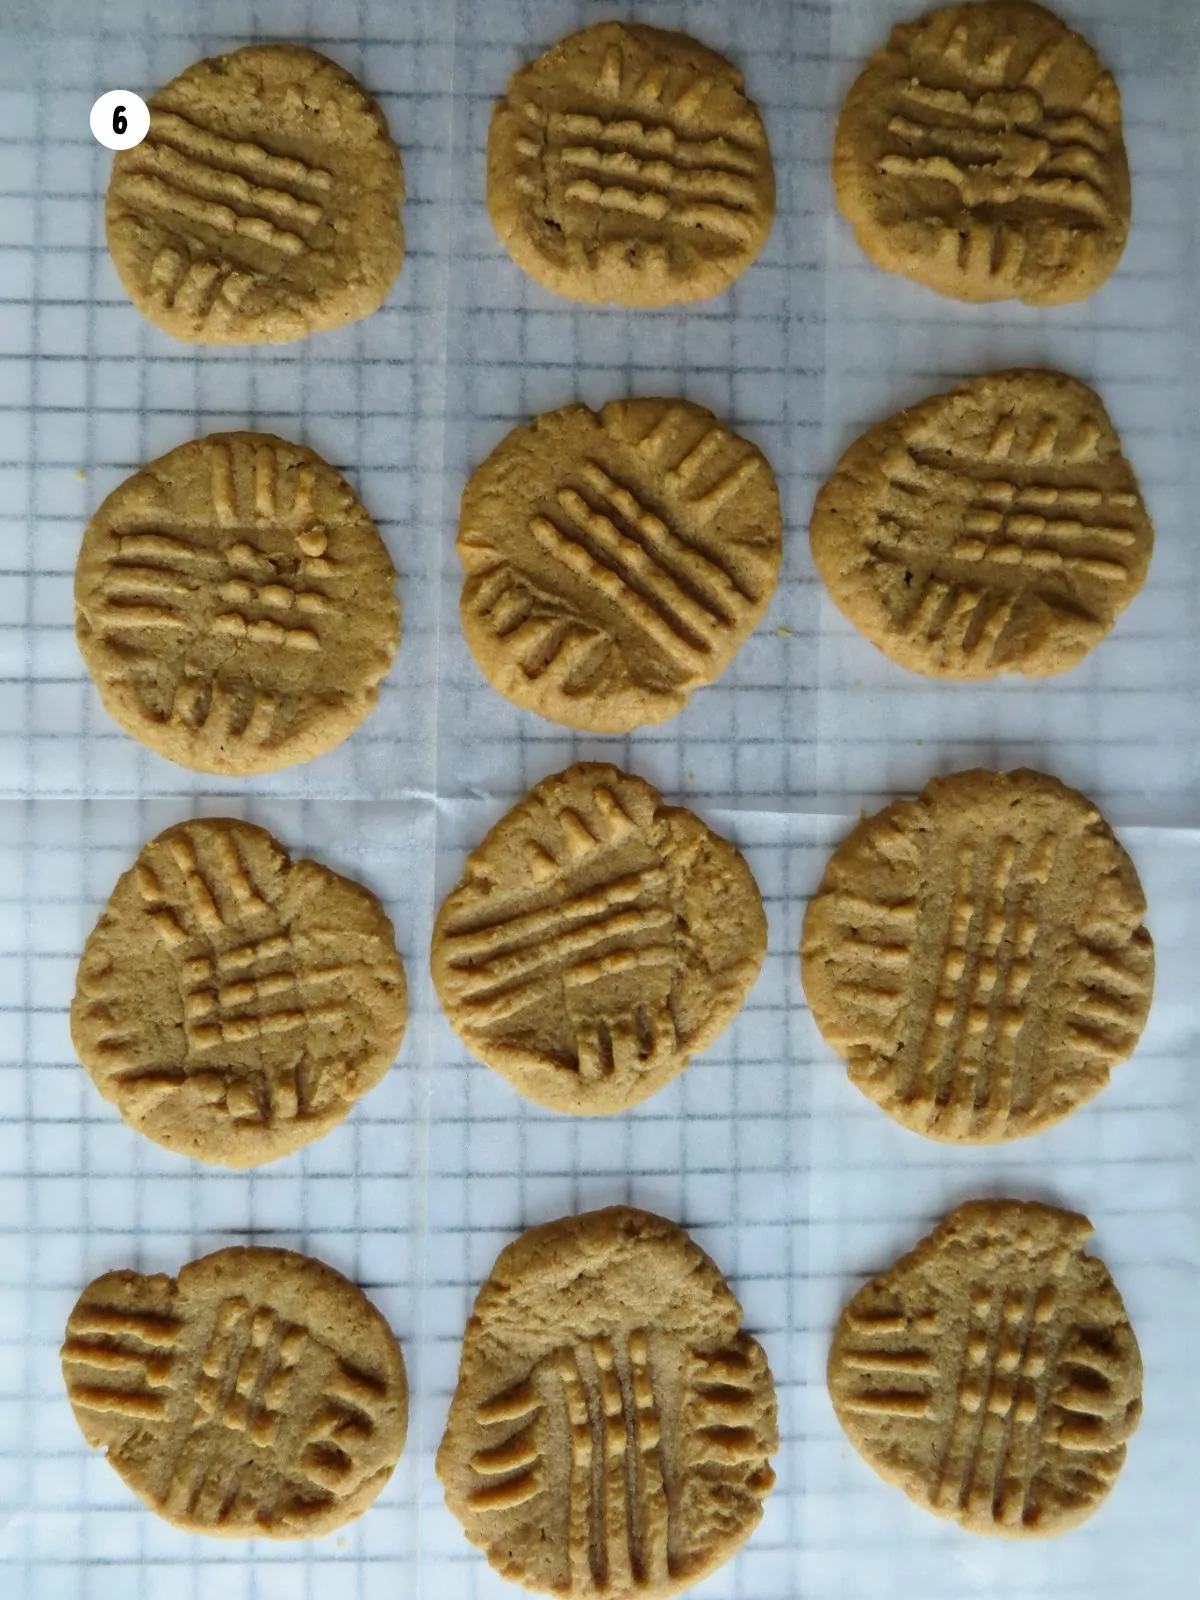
<box><xmin>801</xmin><ymin>768</ymin><xmax>1153</xmax><ymax>1142</ymax></box>
<box><xmin>488</xmin><ymin>21</ymin><xmax>774</xmax><ymax>305</ymax></box>
<box><xmin>833</xmin><ymin>1</ymin><xmax>1130</xmax><ymax>305</ymax></box>
<box><xmin>828</xmin><ymin>1199</ymin><xmax>1142</xmax><ymax>1536</ymax></box>
<box><xmin>72</xmin><ymin>818</ymin><xmax>407</xmax><ymax>1167</ymax></box>
<box><xmin>107</xmin><ymin>43</ymin><xmax>404</xmax><ymax>343</ymax></box>
<box><xmin>437</xmin><ymin>1207</ymin><xmax>777</xmax><ymax>1597</ymax></box>
<box><xmin>459</xmin><ymin>399</ymin><xmax>782</xmax><ymax>732</ymax></box>
<box><xmin>810</xmin><ymin>370</ymin><xmax>1153</xmax><ymax>679</ymax></box>
<box><xmin>75</xmin><ymin>431</ymin><xmax>400</xmax><ymax>775</ymax></box>
<box><xmin>62</xmin><ymin>1246</ymin><xmax>407</xmax><ymax>1537</ymax></box>
<box><xmin>432</xmin><ymin>763</ymin><xmax>766</xmax><ymax>1115</ymax></box>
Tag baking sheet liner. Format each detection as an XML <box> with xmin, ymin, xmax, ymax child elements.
<box><xmin>0</xmin><ymin>2</ymin><xmax>1197</xmax><ymax>1596</ymax></box>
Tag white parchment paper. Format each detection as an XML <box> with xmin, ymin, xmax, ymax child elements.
<box><xmin>0</xmin><ymin>2</ymin><xmax>1196</xmax><ymax>1598</ymax></box>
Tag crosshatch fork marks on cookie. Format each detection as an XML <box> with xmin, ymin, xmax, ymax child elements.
<box><xmin>61</xmin><ymin>1250</ymin><xmax>408</xmax><ymax>1538</ymax></box>
<box><xmin>801</xmin><ymin>769</ymin><xmax>1154</xmax><ymax>1144</ymax></box>
<box><xmin>77</xmin><ymin>431</ymin><xmax>400</xmax><ymax>775</ymax></box>
<box><xmin>490</xmin><ymin>21</ymin><xmax>774</xmax><ymax>305</ymax></box>
<box><xmin>828</xmin><ymin>1202</ymin><xmax>1144</xmax><ymax>1536</ymax></box>
<box><xmin>439</xmin><ymin>781</ymin><xmax>680</xmax><ymax>1086</ymax></box>
<box><xmin>459</xmin><ymin>398</ymin><xmax>781</xmax><ymax>733</ymax></box>
<box><xmin>72</xmin><ymin>817</ymin><xmax>408</xmax><ymax>1167</ymax></box>
<box><xmin>811</xmin><ymin>372</ymin><xmax>1154</xmax><ymax>681</ymax></box>
<box><xmin>834</xmin><ymin>2</ymin><xmax>1130</xmax><ymax>304</ymax></box>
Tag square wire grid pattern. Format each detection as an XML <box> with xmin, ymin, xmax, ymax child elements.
<box><xmin>1</xmin><ymin>1</ymin><xmax>1199</xmax><ymax>1599</ymax></box>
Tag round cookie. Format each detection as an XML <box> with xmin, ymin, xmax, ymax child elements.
<box><xmin>107</xmin><ymin>43</ymin><xmax>405</xmax><ymax>343</ymax></box>
<box><xmin>62</xmin><ymin>1246</ymin><xmax>408</xmax><ymax>1538</ymax></box>
<box><xmin>833</xmin><ymin>1</ymin><xmax>1130</xmax><ymax>305</ymax></box>
<box><xmin>801</xmin><ymin>768</ymin><xmax>1153</xmax><ymax>1142</ymax></box>
<box><xmin>459</xmin><ymin>399</ymin><xmax>782</xmax><ymax>732</ymax></box>
<box><xmin>75</xmin><ymin>431</ymin><xmax>400</xmax><ymax>775</ymax></box>
<box><xmin>432</xmin><ymin>763</ymin><xmax>766</xmax><ymax>1115</ymax></box>
<box><xmin>72</xmin><ymin>818</ymin><xmax>407</xmax><ymax>1167</ymax></box>
<box><xmin>488</xmin><ymin>21</ymin><xmax>774</xmax><ymax>306</ymax></box>
<box><xmin>810</xmin><ymin>370</ymin><xmax>1154</xmax><ymax>679</ymax></box>
<box><xmin>437</xmin><ymin>1206</ymin><xmax>778</xmax><ymax>1597</ymax></box>
<box><xmin>828</xmin><ymin>1199</ymin><xmax>1142</xmax><ymax>1536</ymax></box>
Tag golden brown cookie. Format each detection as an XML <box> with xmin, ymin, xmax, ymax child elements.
<box><xmin>75</xmin><ymin>431</ymin><xmax>400</xmax><ymax>775</ymax></box>
<box><xmin>833</xmin><ymin>1</ymin><xmax>1130</xmax><ymax>305</ymax></box>
<box><xmin>810</xmin><ymin>370</ymin><xmax>1153</xmax><ymax>679</ymax></box>
<box><xmin>72</xmin><ymin>818</ymin><xmax>407</xmax><ymax>1167</ymax></box>
<box><xmin>488</xmin><ymin>21</ymin><xmax>774</xmax><ymax>306</ymax></box>
<box><xmin>432</xmin><ymin>763</ymin><xmax>766</xmax><ymax>1115</ymax></box>
<box><xmin>828</xmin><ymin>1199</ymin><xmax>1142</xmax><ymax>1536</ymax></box>
<box><xmin>437</xmin><ymin>1207</ymin><xmax>777</xmax><ymax>1597</ymax></box>
<box><xmin>62</xmin><ymin>1246</ymin><xmax>408</xmax><ymax>1538</ymax></box>
<box><xmin>459</xmin><ymin>399</ymin><xmax>782</xmax><ymax>732</ymax></box>
<box><xmin>801</xmin><ymin>768</ymin><xmax>1153</xmax><ymax>1142</ymax></box>
<box><xmin>107</xmin><ymin>43</ymin><xmax>405</xmax><ymax>343</ymax></box>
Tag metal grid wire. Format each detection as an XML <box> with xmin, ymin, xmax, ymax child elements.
<box><xmin>0</xmin><ymin>1</ymin><xmax>1198</xmax><ymax>1598</ymax></box>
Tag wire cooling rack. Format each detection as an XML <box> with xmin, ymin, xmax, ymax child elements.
<box><xmin>1</xmin><ymin>2</ymin><xmax>1198</xmax><ymax>1598</ymax></box>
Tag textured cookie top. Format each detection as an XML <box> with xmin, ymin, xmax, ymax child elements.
<box><xmin>437</xmin><ymin>1207</ymin><xmax>778</xmax><ymax>1598</ymax></box>
<box><xmin>459</xmin><ymin>399</ymin><xmax>782</xmax><ymax>732</ymax></box>
<box><xmin>62</xmin><ymin>1246</ymin><xmax>408</xmax><ymax>1538</ymax></box>
<box><xmin>833</xmin><ymin>1</ymin><xmax>1129</xmax><ymax>305</ymax></box>
<box><xmin>72</xmin><ymin>818</ymin><xmax>407</xmax><ymax>1167</ymax></box>
<box><xmin>801</xmin><ymin>769</ymin><xmax>1153</xmax><ymax>1142</ymax></box>
<box><xmin>75</xmin><ymin>432</ymin><xmax>400</xmax><ymax>775</ymax></box>
<box><xmin>432</xmin><ymin>763</ymin><xmax>766</xmax><ymax>1115</ymax></box>
<box><xmin>488</xmin><ymin>21</ymin><xmax>774</xmax><ymax>305</ymax></box>
<box><xmin>107</xmin><ymin>43</ymin><xmax>405</xmax><ymax>343</ymax></box>
<box><xmin>828</xmin><ymin>1200</ymin><xmax>1142</xmax><ymax>1537</ymax></box>
<box><xmin>810</xmin><ymin>370</ymin><xmax>1153</xmax><ymax>679</ymax></box>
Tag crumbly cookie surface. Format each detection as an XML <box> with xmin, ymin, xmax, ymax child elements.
<box><xmin>801</xmin><ymin>768</ymin><xmax>1153</xmax><ymax>1141</ymax></box>
<box><xmin>72</xmin><ymin>818</ymin><xmax>407</xmax><ymax>1166</ymax></box>
<box><xmin>62</xmin><ymin>1246</ymin><xmax>408</xmax><ymax>1538</ymax></box>
<box><xmin>488</xmin><ymin>21</ymin><xmax>774</xmax><ymax>306</ymax></box>
<box><xmin>828</xmin><ymin>1199</ymin><xmax>1142</xmax><ymax>1536</ymax></box>
<box><xmin>108</xmin><ymin>43</ymin><xmax>405</xmax><ymax>343</ymax></box>
<box><xmin>833</xmin><ymin>1</ymin><xmax>1130</xmax><ymax>305</ymax></box>
<box><xmin>810</xmin><ymin>370</ymin><xmax>1153</xmax><ymax>679</ymax></box>
<box><xmin>433</xmin><ymin>763</ymin><xmax>766</xmax><ymax>1114</ymax></box>
<box><xmin>75</xmin><ymin>431</ymin><xmax>400</xmax><ymax>775</ymax></box>
<box><xmin>437</xmin><ymin>1207</ymin><xmax>777</xmax><ymax>1596</ymax></box>
<box><xmin>460</xmin><ymin>399</ymin><xmax>781</xmax><ymax>732</ymax></box>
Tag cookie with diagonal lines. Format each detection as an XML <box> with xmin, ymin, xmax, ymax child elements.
<box><xmin>432</xmin><ymin>763</ymin><xmax>766</xmax><ymax>1115</ymax></box>
<box><xmin>72</xmin><ymin>818</ymin><xmax>407</xmax><ymax>1167</ymax></box>
<box><xmin>107</xmin><ymin>43</ymin><xmax>404</xmax><ymax>343</ymax></box>
<box><xmin>834</xmin><ymin>1</ymin><xmax>1130</xmax><ymax>304</ymax></box>
<box><xmin>459</xmin><ymin>399</ymin><xmax>782</xmax><ymax>732</ymax></box>
<box><xmin>810</xmin><ymin>370</ymin><xmax>1153</xmax><ymax>678</ymax></box>
<box><xmin>75</xmin><ymin>431</ymin><xmax>400</xmax><ymax>775</ymax></box>
<box><xmin>828</xmin><ymin>1199</ymin><xmax>1142</xmax><ymax>1536</ymax></box>
<box><xmin>801</xmin><ymin>769</ymin><xmax>1153</xmax><ymax>1142</ymax></box>
<box><xmin>437</xmin><ymin>1207</ymin><xmax>777</xmax><ymax>1597</ymax></box>
<box><xmin>62</xmin><ymin>1246</ymin><xmax>407</xmax><ymax>1537</ymax></box>
<box><xmin>488</xmin><ymin>21</ymin><xmax>774</xmax><ymax>305</ymax></box>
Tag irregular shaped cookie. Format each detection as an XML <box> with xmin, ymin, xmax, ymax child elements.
<box><xmin>810</xmin><ymin>371</ymin><xmax>1153</xmax><ymax>678</ymax></box>
<box><xmin>75</xmin><ymin>431</ymin><xmax>400</xmax><ymax>775</ymax></box>
<box><xmin>438</xmin><ymin>1206</ymin><xmax>777</xmax><ymax>1596</ymax></box>
<box><xmin>833</xmin><ymin>1</ymin><xmax>1130</xmax><ymax>305</ymax></box>
<box><xmin>432</xmin><ymin>763</ymin><xmax>766</xmax><ymax>1114</ymax></box>
<box><xmin>72</xmin><ymin>818</ymin><xmax>407</xmax><ymax>1167</ymax></box>
<box><xmin>107</xmin><ymin>43</ymin><xmax>405</xmax><ymax>343</ymax></box>
<box><xmin>460</xmin><ymin>399</ymin><xmax>781</xmax><ymax>732</ymax></box>
<box><xmin>62</xmin><ymin>1246</ymin><xmax>407</xmax><ymax>1537</ymax></box>
<box><xmin>801</xmin><ymin>769</ymin><xmax>1153</xmax><ymax>1141</ymax></box>
<box><xmin>828</xmin><ymin>1199</ymin><xmax>1142</xmax><ymax>1536</ymax></box>
<box><xmin>488</xmin><ymin>21</ymin><xmax>774</xmax><ymax>305</ymax></box>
